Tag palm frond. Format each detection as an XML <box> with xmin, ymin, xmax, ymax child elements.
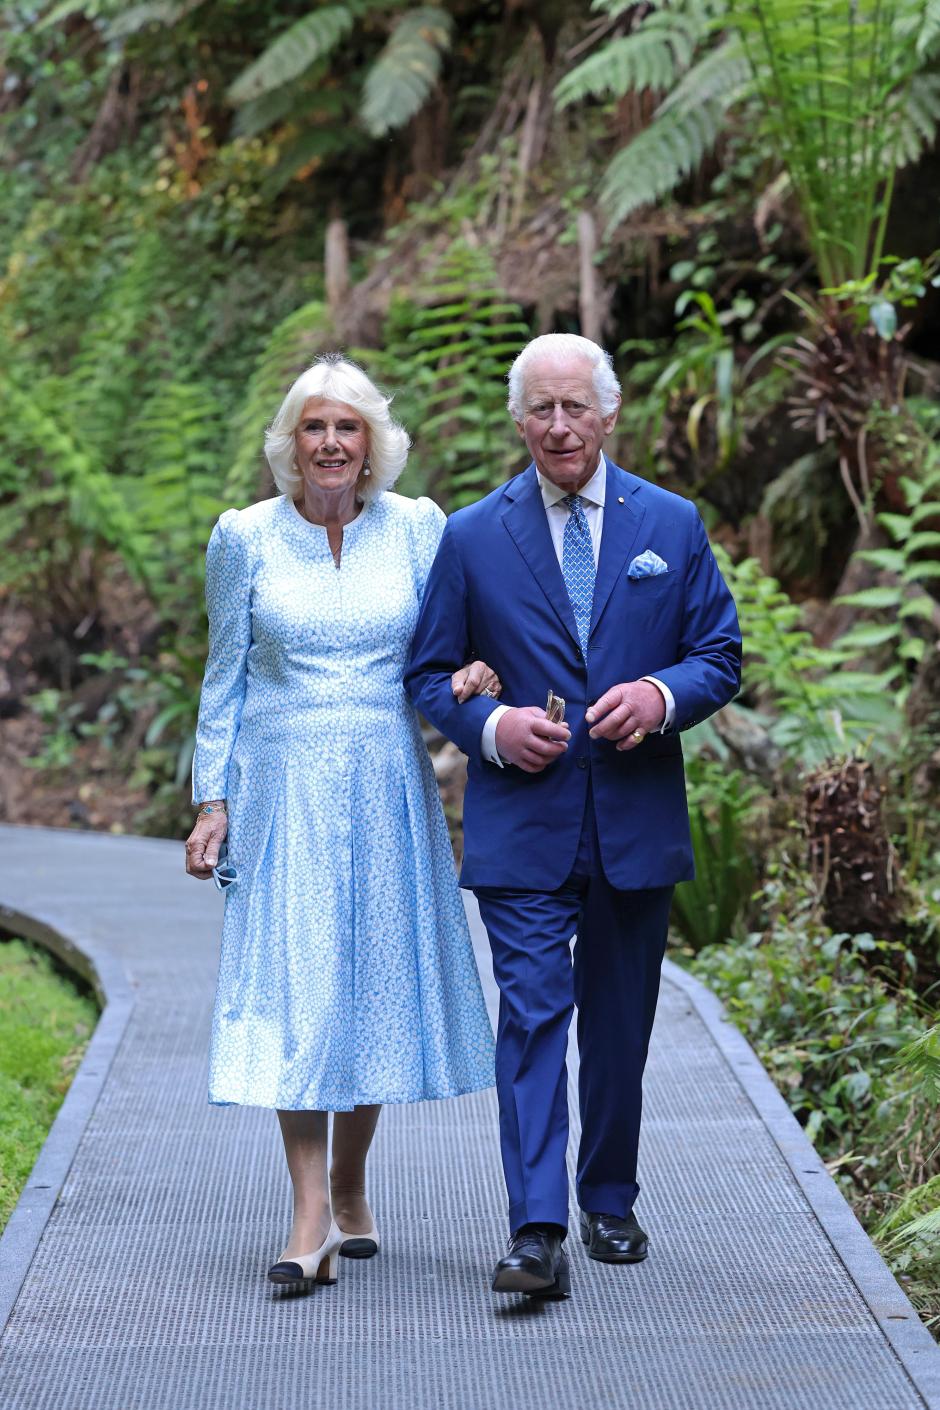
<box><xmin>360</xmin><ymin>6</ymin><xmax>454</xmax><ymax>137</ymax></box>
<box><xmin>555</xmin><ymin>16</ymin><xmax>699</xmax><ymax>109</ymax></box>
<box><xmin>600</xmin><ymin>100</ymin><xmax>723</xmax><ymax>228</ymax></box>
<box><xmin>228</xmin><ymin>6</ymin><xmax>354</xmax><ymax>106</ymax></box>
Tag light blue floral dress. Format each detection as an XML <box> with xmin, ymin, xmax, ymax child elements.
<box><xmin>191</xmin><ymin>492</ymin><xmax>495</xmax><ymax>1110</ymax></box>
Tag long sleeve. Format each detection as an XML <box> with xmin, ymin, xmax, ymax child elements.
<box><xmin>409</xmin><ymin>495</ymin><xmax>447</xmax><ymax>601</ymax></box>
<box><xmin>191</xmin><ymin>509</ymin><xmax>253</xmax><ymax>804</ymax></box>
<box><xmin>649</xmin><ymin>505</ymin><xmax>742</xmax><ymax>731</ymax></box>
<box><xmin>405</xmin><ymin>519</ymin><xmax>502</xmax><ymax>757</ymax></box>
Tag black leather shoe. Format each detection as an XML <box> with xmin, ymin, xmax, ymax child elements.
<box><xmin>579</xmin><ymin>1210</ymin><xmax>648</xmax><ymax>1263</ymax></box>
<box><xmin>491</xmin><ymin>1224</ymin><xmax>570</xmax><ymax>1298</ymax></box>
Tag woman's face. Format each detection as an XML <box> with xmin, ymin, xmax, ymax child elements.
<box><xmin>294</xmin><ymin>397</ymin><xmax>368</xmax><ymax>496</ymax></box>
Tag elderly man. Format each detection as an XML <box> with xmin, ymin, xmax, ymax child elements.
<box><xmin>405</xmin><ymin>333</ymin><xmax>741</xmax><ymax>1299</ymax></box>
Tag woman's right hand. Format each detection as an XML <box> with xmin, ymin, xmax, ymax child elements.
<box><xmin>185</xmin><ymin>805</ymin><xmax>228</xmax><ymax>879</ymax></box>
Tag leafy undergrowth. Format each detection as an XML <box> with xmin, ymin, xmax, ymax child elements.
<box><xmin>0</xmin><ymin>939</ymin><xmax>98</xmax><ymax>1231</ymax></box>
<box><xmin>684</xmin><ymin>900</ymin><xmax>940</xmax><ymax>1337</ymax></box>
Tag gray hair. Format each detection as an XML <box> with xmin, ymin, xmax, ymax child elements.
<box><xmin>264</xmin><ymin>354</ymin><xmax>410</xmax><ymax>502</ymax></box>
<box><xmin>506</xmin><ymin>334</ymin><xmax>621</xmax><ymax>420</ymax></box>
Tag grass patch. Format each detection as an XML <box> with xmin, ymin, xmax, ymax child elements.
<box><xmin>0</xmin><ymin>938</ymin><xmax>98</xmax><ymax>1231</ymax></box>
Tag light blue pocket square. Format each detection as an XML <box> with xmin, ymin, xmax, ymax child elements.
<box><xmin>628</xmin><ymin>549</ymin><xmax>669</xmax><ymax>579</ymax></box>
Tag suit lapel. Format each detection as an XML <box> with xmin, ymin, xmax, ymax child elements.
<box><xmin>590</xmin><ymin>459</ymin><xmax>646</xmax><ymax>638</ymax></box>
<box><xmin>501</xmin><ymin>466</ymin><xmax>581</xmax><ymax>649</ymax></box>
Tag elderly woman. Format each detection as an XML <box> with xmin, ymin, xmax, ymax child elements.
<box><xmin>185</xmin><ymin>355</ymin><xmax>496</xmax><ymax>1289</ymax></box>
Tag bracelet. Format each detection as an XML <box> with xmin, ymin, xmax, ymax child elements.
<box><xmin>197</xmin><ymin>802</ymin><xmax>227</xmax><ymax>816</ymax></box>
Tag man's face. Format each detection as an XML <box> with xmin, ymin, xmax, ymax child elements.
<box><xmin>514</xmin><ymin>356</ymin><xmax>620</xmax><ymax>493</ymax></box>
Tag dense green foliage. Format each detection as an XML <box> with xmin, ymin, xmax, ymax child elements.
<box><xmin>2</xmin><ymin>0</ymin><xmax>939</xmax><ymax>1328</ymax></box>
<box><xmin>690</xmin><ymin>875</ymin><xmax>940</xmax><ymax>1329</ymax></box>
<box><xmin>0</xmin><ymin>939</ymin><xmax>98</xmax><ymax>1230</ymax></box>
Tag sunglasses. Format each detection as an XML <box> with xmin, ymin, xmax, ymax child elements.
<box><xmin>212</xmin><ymin>842</ymin><xmax>238</xmax><ymax>892</ymax></box>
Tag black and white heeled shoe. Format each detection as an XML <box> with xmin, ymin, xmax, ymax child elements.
<box><xmin>268</xmin><ymin>1220</ymin><xmax>344</xmax><ymax>1286</ymax></box>
<box><xmin>337</xmin><ymin>1215</ymin><xmax>380</xmax><ymax>1259</ymax></box>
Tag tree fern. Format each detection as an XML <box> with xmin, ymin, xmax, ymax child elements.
<box><xmin>560</xmin><ymin>0</ymin><xmax>940</xmax><ymax>254</ymax></box>
<box><xmin>228</xmin><ymin>6</ymin><xmax>355</xmax><ymax>106</ymax></box>
<box><xmin>360</xmin><ymin>7</ymin><xmax>453</xmax><ymax>137</ymax></box>
<box><xmin>600</xmin><ymin>102</ymin><xmax>724</xmax><ymax>230</ymax></box>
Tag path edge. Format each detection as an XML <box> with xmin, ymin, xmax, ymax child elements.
<box><xmin>0</xmin><ymin>900</ymin><xmax>134</xmax><ymax>1331</ymax></box>
<box><xmin>663</xmin><ymin>958</ymin><xmax>940</xmax><ymax>1409</ymax></box>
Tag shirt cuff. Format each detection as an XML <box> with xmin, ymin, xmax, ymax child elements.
<box><xmin>481</xmin><ymin>704</ymin><xmax>511</xmax><ymax>766</ymax></box>
<box><xmin>641</xmin><ymin>676</ymin><xmax>676</xmax><ymax>733</ymax></box>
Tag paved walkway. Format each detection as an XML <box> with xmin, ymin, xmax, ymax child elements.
<box><xmin>0</xmin><ymin>826</ymin><xmax>937</xmax><ymax>1410</ymax></box>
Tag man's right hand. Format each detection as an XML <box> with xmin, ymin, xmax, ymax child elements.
<box><xmin>494</xmin><ymin>707</ymin><xmax>570</xmax><ymax>773</ymax></box>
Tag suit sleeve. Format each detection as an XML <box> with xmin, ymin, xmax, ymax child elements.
<box><xmin>405</xmin><ymin>518</ymin><xmax>502</xmax><ymax>758</ymax></box>
<box><xmin>191</xmin><ymin>510</ymin><xmax>252</xmax><ymax>803</ymax></box>
<box><xmin>648</xmin><ymin>505</ymin><xmax>742</xmax><ymax>732</ymax></box>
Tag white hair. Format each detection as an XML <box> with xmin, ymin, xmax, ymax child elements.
<box><xmin>264</xmin><ymin>354</ymin><xmax>410</xmax><ymax>502</ymax></box>
<box><xmin>506</xmin><ymin>333</ymin><xmax>621</xmax><ymax>420</ymax></box>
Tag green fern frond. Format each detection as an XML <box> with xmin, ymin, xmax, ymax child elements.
<box><xmin>555</xmin><ymin>17</ymin><xmax>699</xmax><ymax>108</ymax></box>
<box><xmin>228</xmin><ymin>6</ymin><xmax>354</xmax><ymax>106</ymax></box>
<box><xmin>917</xmin><ymin>0</ymin><xmax>940</xmax><ymax>54</ymax></box>
<box><xmin>600</xmin><ymin>100</ymin><xmax>723</xmax><ymax>228</ymax></box>
<box><xmin>897</xmin><ymin>1024</ymin><xmax>940</xmax><ymax>1100</ymax></box>
<box><xmin>106</xmin><ymin>1</ymin><xmax>193</xmax><ymax>39</ymax></box>
<box><xmin>658</xmin><ymin>36</ymin><xmax>749</xmax><ymax>115</ymax></box>
<box><xmin>360</xmin><ymin>7</ymin><xmax>454</xmax><ymax>137</ymax></box>
<box><xmin>892</xmin><ymin>73</ymin><xmax>940</xmax><ymax>166</ymax></box>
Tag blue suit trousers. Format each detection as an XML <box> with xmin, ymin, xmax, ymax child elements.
<box><xmin>475</xmin><ymin>785</ymin><xmax>672</xmax><ymax>1234</ymax></box>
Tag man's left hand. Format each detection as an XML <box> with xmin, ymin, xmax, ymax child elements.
<box><xmin>586</xmin><ymin>680</ymin><xmax>665</xmax><ymax>751</ymax></box>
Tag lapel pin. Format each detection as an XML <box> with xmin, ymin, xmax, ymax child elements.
<box><xmin>618</xmin><ymin>496</ymin><xmax>624</xmax><ymax>504</ymax></box>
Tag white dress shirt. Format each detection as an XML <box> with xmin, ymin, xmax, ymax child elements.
<box><xmin>481</xmin><ymin>454</ymin><xmax>676</xmax><ymax>766</ymax></box>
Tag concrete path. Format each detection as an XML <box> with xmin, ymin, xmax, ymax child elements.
<box><xmin>0</xmin><ymin>825</ymin><xmax>937</xmax><ymax>1410</ymax></box>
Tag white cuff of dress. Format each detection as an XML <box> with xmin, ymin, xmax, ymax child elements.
<box><xmin>641</xmin><ymin>676</ymin><xmax>676</xmax><ymax>733</ymax></box>
<box><xmin>481</xmin><ymin>704</ymin><xmax>511</xmax><ymax>766</ymax></box>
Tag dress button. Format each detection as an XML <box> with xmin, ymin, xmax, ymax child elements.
<box><xmin>576</xmin><ymin>757</ymin><xmax>588</xmax><ymax>770</ymax></box>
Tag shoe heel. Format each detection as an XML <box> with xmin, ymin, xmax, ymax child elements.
<box><xmin>316</xmin><ymin>1250</ymin><xmax>339</xmax><ymax>1285</ymax></box>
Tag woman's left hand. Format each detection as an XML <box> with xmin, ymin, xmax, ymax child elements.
<box><xmin>451</xmin><ymin>660</ymin><xmax>502</xmax><ymax>704</ymax></box>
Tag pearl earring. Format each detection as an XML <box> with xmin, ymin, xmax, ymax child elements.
<box><xmin>362</xmin><ymin>457</ymin><xmax>371</xmax><ymax>477</ymax></box>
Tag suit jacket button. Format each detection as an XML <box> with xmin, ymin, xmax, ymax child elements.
<box><xmin>576</xmin><ymin>757</ymin><xmax>588</xmax><ymax>770</ymax></box>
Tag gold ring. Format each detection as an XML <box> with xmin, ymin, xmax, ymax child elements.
<box><xmin>632</xmin><ymin>729</ymin><xmax>645</xmax><ymax>741</ymax></box>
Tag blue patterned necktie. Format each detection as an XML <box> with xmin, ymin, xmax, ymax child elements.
<box><xmin>562</xmin><ymin>494</ymin><xmax>596</xmax><ymax>654</ymax></box>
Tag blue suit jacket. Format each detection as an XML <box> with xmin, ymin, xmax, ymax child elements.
<box><xmin>405</xmin><ymin>458</ymin><xmax>742</xmax><ymax>891</ymax></box>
